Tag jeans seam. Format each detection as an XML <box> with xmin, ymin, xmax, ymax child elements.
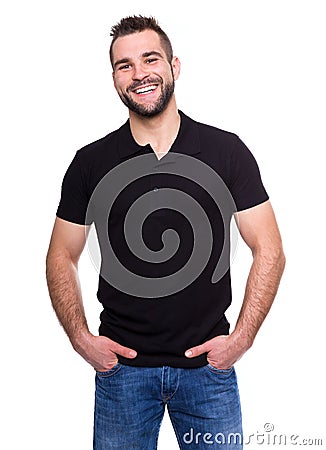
<box><xmin>153</xmin><ymin>409</ymin><xmax>165</xmax><ymax>450</ymax></box>
<box><xmin>206</xmin><ymin>363</ymin><xmax>234</xmax><ymax>374</ymax></box>
<box><xmin>95</xmin><ymin>363</ymin><xmax>122</xmax><ymax>378</ymax></box>
<box><xmin>161</xmin><ymin>367</ymin><xmax>181</xmax><ymax>403</ymax></box>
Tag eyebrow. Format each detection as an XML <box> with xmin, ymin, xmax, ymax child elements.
<box><xmin>113</xmin><ymin>51</ymin><xmax>164</xmax><ymax>69</ymax></box>
<box><xmin>142</xmin><ymin>51</ymin><xmax>164</xmax><ymax>59</ymax></box>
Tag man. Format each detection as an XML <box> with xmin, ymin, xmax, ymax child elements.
<box><xmin>46</xmin><ymin>16</ymin><xmax>285</xmax><ymax>450</ymax></box>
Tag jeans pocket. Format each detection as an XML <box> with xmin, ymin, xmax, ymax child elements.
<box><xmin>206</xmin><ymin>363</ymin><xmax>234</xmax><ymax>374</ymax></box>
<box><xmin>95</xmin><ymin>362</ymin><xmax>122</xmax><ymax>378</ymax></box>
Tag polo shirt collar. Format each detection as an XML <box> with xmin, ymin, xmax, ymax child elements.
<box><xmin>117</xmin><ymin>110</ymin><xmax>201</xmax><ymax>160</ymax></box>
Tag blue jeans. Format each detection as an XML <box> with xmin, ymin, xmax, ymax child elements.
<box><xmin>94</xmin><ymin>363</ymin><xmax>243</xmax><ymax>449</ymax></box>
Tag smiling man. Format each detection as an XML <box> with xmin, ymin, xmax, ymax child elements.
<box><xmin>46</xmin><ymin>16</ymin><xmax>285</xmax><ymax>450</ymax></box>
<box><xmin>111</xmin><ymin>24</ymin><xmax>181</xmax><ymax>159</ymax></box>
<box><xmin>112</xmin><ymin>42</ymin><xmax>175</xmax><ymax>118</ymax></box>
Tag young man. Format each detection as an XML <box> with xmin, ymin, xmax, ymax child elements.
<box><xmin>46</xmin><ymin>16</ymin><xmax>285</xmax><ymax>450</ymax></box>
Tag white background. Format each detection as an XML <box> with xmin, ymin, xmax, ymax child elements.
<box><xmin>1</xmin><ymin>0</ymin><xmax>325</xmax><ymax>448</ymax></box>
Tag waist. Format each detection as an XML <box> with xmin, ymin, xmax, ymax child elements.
<box><xmin>99</xmin><ymin>313</ymin><xmax>230</xmax><ymax>368</ymax></box>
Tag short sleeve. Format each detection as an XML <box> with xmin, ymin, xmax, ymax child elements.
<box><xmin>229</xmin><ymin>137</ymin><xmax>269</xmax><ymax>211</ymax></box>
<box><xmin>56</xmin><ymin>151</ymin><xmax>92</xmax><ymax>225</ymax></box>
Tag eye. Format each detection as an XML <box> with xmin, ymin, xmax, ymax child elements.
<box><xmin>118</xmin><ymin>64</ymin><xmax>131</xmax><ymax>71</ymax></box>
<box><xmin>146</xmin><ymin>58</ymin><xmax>158</xmax><ymax>64</ymax></box>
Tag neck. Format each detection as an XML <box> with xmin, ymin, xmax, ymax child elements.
<box><xmin>129</xmin><ymin>97</ymin><xmax>180</xmax><ymax>159</ymax></box>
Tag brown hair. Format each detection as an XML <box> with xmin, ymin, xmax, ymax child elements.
<box><xmin>109</xmin><ymin>15</ymin><xmax>173</xmax><ymax>68</ymax></box>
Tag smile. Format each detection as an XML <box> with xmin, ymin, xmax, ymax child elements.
<box><xmin>132</xmin><ymin>84</ymin><xmax>159</xmax><ymax>95</ymax></box>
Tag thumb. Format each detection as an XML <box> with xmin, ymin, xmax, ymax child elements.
<box><xmin>185</xmin><ymin>342</ymin><xmax>208</xmax><ymax>358</ymax></box>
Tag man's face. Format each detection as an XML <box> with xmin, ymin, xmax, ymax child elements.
<box><xmin>112</xmin><ymin>29</ymin><xmax>180</xmax><ymax>117</ymax></box>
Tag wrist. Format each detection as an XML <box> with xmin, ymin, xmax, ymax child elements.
<box><xmin>71</xmin><ymin>329</ymin><xmax>93</xmax><ymax>353</ymax></box>
<box><xmin>229</xmin><ymin>329</ymin><xmax>253</xmax><ymax>352</ymax></box>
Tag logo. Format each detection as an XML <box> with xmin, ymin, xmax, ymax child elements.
<box><xmin>86</xmin><ymin>152</ymin><xmax>239</xmax><ymax>298</ymax></box>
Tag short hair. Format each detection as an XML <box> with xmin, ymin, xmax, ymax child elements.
<box><xmin>109</xmin><ymin>15</ymin><xmax>173</xmax><ymax>68</ymax></box>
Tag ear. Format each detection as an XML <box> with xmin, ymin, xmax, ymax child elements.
<box><xmin>171</xmin><ymin>56</ymin><xmax>181</xmax><ymax>81</ymax></box>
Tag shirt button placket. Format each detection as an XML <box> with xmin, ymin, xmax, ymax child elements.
<box><xmin>150</xmin><ymin>165</ymin><xmax>160</xmax><ymax>209</ymax></box>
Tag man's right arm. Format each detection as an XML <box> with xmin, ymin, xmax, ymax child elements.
<box><xmin>45</xmin><ymin>217</ymin><xmax>137</xmax><ymax>371</ymax></box>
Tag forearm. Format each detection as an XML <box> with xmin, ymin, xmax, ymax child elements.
<box><xmin>46</xmin><ymin>248</ymin><xmax>89</xmax><ymax>348</ymax></box>
<box><xmin>185</xmin><ymin>201</ymin><xmax>286</xmax><ymax>367</ymax></box>
<box><xmin>232</xmin><ymin>246</ymin><xmax>286</xmax><ymax>349</ymax></box>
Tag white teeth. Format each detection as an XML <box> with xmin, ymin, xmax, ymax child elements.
<box><xmin>135</xmin><ymin>85</ymin><xmax>157</xmax><ymax>94</ymax></box>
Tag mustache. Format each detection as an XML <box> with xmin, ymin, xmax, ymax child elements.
<box><xmin>127</xmin><ymin>77</ymin><xmax>163</xmax><ymax>92</ymax></box>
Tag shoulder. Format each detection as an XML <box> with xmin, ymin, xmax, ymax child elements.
<box><xmin>182</xmin><ymin>113</ymin><xmax>243</xmax><ymax>167</ymax></box>
<box><xmin>188</xmin><ymin>113</ymin><xmax>239</xmax><ymax>146</ymax></box>
<box><xmin>75</xmin><ymin>128</ymin><xmax>119</xmax><ymax>163</ymax></box>
<box><xmin>183</xmin><ymin>113</ymin><xmax>242</xmax><ymax>163</ymax></box>
<box><xmin>69</xmin><ymin>124</ymin><xmax>125</xmax><ymax>181</ymax></box>
<box><xmin>191</xmin><ymin>115</ymin><xmax>257</xmax><ymax>164</ymax></box>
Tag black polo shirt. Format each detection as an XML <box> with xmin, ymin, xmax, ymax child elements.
<box><xmin>56</xmin><ymin>110</ymin><xmax>269</xmax><ymax>368</ymax></box>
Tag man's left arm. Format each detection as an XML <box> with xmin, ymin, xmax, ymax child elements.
<box><xmin>185</xmin><ymin>200</ymin><xmax>286</xmax><ymax>369</ymax></box>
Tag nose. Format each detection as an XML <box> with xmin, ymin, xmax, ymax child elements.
<box><xmin>132</xmin><ymin>62</ymin><xmax>150</xmax><ymax>81</ymax></box>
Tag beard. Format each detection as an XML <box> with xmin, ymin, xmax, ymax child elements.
<box><xmin>118</xmin><ymin>76</ymin><xmax>175</xmax><ymax>118</ymax></box>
